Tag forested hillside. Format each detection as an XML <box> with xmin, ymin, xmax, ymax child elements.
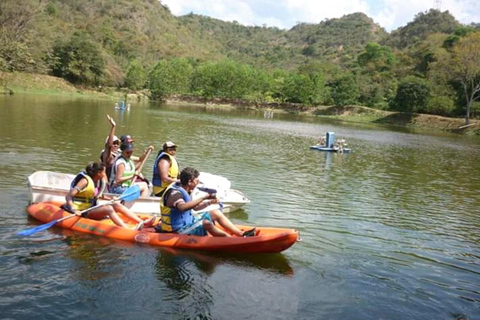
<box><xmin>1</xmin><ymin>0</ymin><xmax>480</xmax><ymax>124</ymax></box>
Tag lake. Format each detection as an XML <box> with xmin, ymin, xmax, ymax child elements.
<box><xmin>1</xmin><ymin>93</ymin><xmax>479</xmax><ymax>320</ymax></box>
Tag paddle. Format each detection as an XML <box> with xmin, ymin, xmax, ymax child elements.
<box><xmin>17</xmin><ymin>184</ymin><xmax>141</xmax><ymax>236</ymax></box>
<box><xmin>131</xmin><ymin>146</ymin><xmax>153</xmax><ymax>184</ymax></box>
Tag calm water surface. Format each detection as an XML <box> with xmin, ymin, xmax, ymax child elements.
<box><xmin>0</xmin><ymin>94</ymin><xmax>479</xmax><ymax>320</ymax></box>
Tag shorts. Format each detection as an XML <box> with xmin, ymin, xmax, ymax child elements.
<box><xmin>177</xmin><ymin>213</ymin><xmax>212</xmax><ymax>236</ymax></box>
<box><xmin>110</xmin><ymin>185</ymin><xmax>128</xmax><ymax>195</ymax></box>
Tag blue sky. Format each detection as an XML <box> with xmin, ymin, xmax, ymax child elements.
<box><xmin>161</xmin><ymin>0</ymin><xmax>479</xmax><ymax>32</ymax></box>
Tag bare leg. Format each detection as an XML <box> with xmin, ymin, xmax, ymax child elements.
<box><xmin>87</xmin><ymin>206</ymin><xmax>128</xmax><ymax>228</ymax></box>
<box><xmin>112</xmin><ymin>203</ymin><xmax>142</xmax><ymax>223</ymax></box>
<box><xmin>209</xmin><ymin>209</ymin><xmax>243</xmax><ymax>236</ymax></box>
<box><xmin>202</xmin><ymin>220</ymin><xmax>230</xmax><ymax>237</ymax></box>
<box><xmin>135</xmin><ymin>181</ymin><xmax>150</xmax><ymax>197</ymax></box>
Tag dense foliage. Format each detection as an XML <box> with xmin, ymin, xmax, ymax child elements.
<box><xmin>1</xmin><ymin>0</ymin><xmax>480</xmax><ymax>122</ymax></box>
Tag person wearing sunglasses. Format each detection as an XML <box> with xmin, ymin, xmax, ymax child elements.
<box><xmin>152</xmin><ymin>141</ymin><xmax>180</xmax><ymax>197</ymax></box>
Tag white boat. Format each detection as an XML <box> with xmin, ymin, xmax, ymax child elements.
<box><xmin>28</xmin><ymin>171</ymin><xmax>250</xmax><ymax>215</ymax></box>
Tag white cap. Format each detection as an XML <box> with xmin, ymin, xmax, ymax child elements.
<box><xmin>105</xmin><ymin>135</ymin><xmax>120</xmax><ymax>144</ymax></box>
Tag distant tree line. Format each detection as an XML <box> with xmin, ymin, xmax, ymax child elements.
<box><xmin>1</xmin><ymin>0</ymin><xmax>479</xmax><ymax>124</ymax></box>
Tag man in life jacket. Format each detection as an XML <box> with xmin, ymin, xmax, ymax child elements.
<box><xmin>152</xmin><ymin>141</ymin><xmax>180</xmax><ymax>197</ymax></box>
<box><xmin>158</xmin><ymin>167</ymin><xmax>256</xmax><ymax>237</ymax></box>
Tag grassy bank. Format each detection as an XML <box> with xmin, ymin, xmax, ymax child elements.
<box><xmin>2</xmin><ymin>72</ymin><xmax>479</xmax><ymax>135</ymax></box>
<box><xmin>0</xmin><ymin>71</ymin><xmax>121</xmax><ymax>99</ymax></box>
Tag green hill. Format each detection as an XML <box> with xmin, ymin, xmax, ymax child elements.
<box><xmin>385</xmin><ymin>9</ymin><xmax>460</xmax><ymax>48</ymax></box>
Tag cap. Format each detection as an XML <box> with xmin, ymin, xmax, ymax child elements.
<box><xmin>105</xmin><ymin>135</ymin><xmax>120</xmax><ymax>144</ymax></box>
<box><xmin>121</xmin><ymin>142</ymin><xmax>134</xmax><ymax>151</ymax></box>
<box><xmin>163</xmin><ymin>141</ymin><xmax>177</xmax><ymax>150</ymax></box>
<box><xmin>120</xmin><ymin>135</ymin><xmax>134</xmax><ymax>143</ymax></box>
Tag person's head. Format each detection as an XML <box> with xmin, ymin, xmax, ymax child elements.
<box><xmin>179</xmin><ymin>167</ymin><xmax>200</xmax><ymax>189</ymax></box>
<box><xmin>85</xmin><ymin>162</ymin><xmax>106</xmax><ymax>179</ymax></box>
<box><xmin>120</xmin><ymin>142</ymin><xmax>134</xmax><ymax>157</ymax></box>
<box><xmin>120</xmin><ymin>135</ymin><xmax>134</xmax><ymax>144</ymax></box>
<box><xmin>162</xmin><ymin>141</ymin><xmax>177</xmax><ymax>155</ymax></box>
<box><xmin>106</xmin><ymin>135</ymin><xmax>120</xmax><ymax>150</ymax></box>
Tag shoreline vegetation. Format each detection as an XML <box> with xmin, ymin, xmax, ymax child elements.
<box><xmin>2</xmin><ymin>71</ymin><xmax>479</xmax><ymax>135</ymax></box>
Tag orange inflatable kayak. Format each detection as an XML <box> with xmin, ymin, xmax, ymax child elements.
<box><xmin>26</xmin><ymin>202</ymin><xmax>300</xmax><ymax>253</ymax></box>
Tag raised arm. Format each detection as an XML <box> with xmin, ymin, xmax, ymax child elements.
<box><xmin>101</xmin><ymin>115</ymin><xmax>116</xmax><ymax>163</ymax></box>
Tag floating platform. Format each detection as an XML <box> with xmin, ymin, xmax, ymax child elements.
<box><xmin>309</xmin><ymin>145</ymin><xmax>351</xmax><ymax>153</ymax></box>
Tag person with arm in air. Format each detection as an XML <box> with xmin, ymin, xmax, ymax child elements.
<box><xmin>110</xmin><ymin>141</ymin><xmax>153</xmax><ymax>197</ymax></box>
<box><xmin>100</xmin><ymin>115</ymin><xmax>121</xmax><ymax>181</ymax></box>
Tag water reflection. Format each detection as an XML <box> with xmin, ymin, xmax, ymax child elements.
<box><xmin>153</xmin><ymin>246</ymin><xmax>294</xmax><ymax>317</ymax></box>
<box><xmin>155</xmin><ymin>247</ymin><xmax>294</xmax><ymax>284</ymax></box>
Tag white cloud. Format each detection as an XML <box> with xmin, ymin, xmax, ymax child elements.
<box><xmin>284</xmin><ymin>0</ymin><xmax>370</xmax><ymax>24</ymax></box>
<box><xmin>161</xmin><ymin>0</ymin><xmax>479</xmax><ymax>32</ymax></box>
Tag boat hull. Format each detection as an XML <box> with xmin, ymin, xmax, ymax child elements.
<box><xmin>26</xmin><ymin>202</ymin><xmax>299</xmax><ymax>253</ymax></box>
<box><xmin>28</xmin><ymin>171</ymin><xmax>250</xmax><ymax>215</ymax></box>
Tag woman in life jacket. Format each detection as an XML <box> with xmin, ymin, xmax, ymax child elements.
<box><xmin>100</xmin><ymin>115</ymin><xmax>121</xmax><ymax>181</ymax></box>
<box><xmin>110</xmin><ymin>141</ymin><xmax>152</xmax><ymax>197</ymax></box>
<box><xmin>63</xmin><ymin>162</ymin><xmax>154</xmax><ymax>230</ymax></box>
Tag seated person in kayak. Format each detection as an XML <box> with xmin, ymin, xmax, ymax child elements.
<box><xmin>63</xmin><ymin>162</ymin><xmax>154</xmax><ymax>230</ymax></box>
<box><xmin>100</xmin><ymin>115</ymin><xmax>121</xmax><ymax>181</ymax></box>
<box><xmin>110</xmin><ymin>141</ymin><xmax>153</xmax><ymax>197</ymax></box>
<box><xmin>152</xmin><ymin>141</ymin><xmax>180</xmax><ymax>197</ymax></box>
<box><xmin>158</xmin><ymin>167</ymin><xmax>255</xmax><ymax>237</ymax></box>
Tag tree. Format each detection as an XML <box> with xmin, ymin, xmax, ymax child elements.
<box><xmin>357</xmin><ymin>43</ymin><xmax>395</xmax><ymax>72</ymax></box>
<box><xmin>330</xmin><ymin>74</ymin><xmax>359</xmax><ymax>106</ymax></box>
<box><xmin>125</xmin><ymin>60</ymin><xmax>146</xmax><ymax>90</ymax></box>
<box><xmin>391</xmin><ymin>76</ymin><xmax>430</xmax><ymax>112</ymax></box>
<box><xmin>0</xmin><ymin>0</ymin><xmax>44</xmax><ymax>71</ymax></box>
<box><xmin>148</xmin><ymin>58</ymin><xmax>193</xmax><ymax>101</ymax></box>
<box><xmin>191</xmin><ymin>60</ymin><xmax>257</xmax><ymax>100</ymax></box>
<box><xmin>298</xmin><ymin>62</ymin><xmax>328</xmax><ymax>105</ymax></box>
<box><xmin>434</xmin><ymin>32</ymin><xmax>480</xmax><ymax>125</ymax></box>
<box><xmin>281</xmin><ymin>73</ymin><xmax>316</xmax><ymax>104</ymax></box>
<box><xmin>50</xmin><ymin>33</ymin><xmax>105</xmax><ymax>85</ymax></box>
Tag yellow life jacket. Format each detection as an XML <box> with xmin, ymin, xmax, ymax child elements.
<box><xmin>152</xmin><ymin>152</ymin><xmax>179</xmax><ymax>196</ymax></box>
<box><xmin>71</xmin><ymin>173</ymin><xmax>96</xmax><ymax>211</ymax></box>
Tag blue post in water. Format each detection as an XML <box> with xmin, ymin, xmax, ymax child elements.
<box><xmin>326</xmin><ymin>132</ymin><xmax>335</xmax><ymax>148</ymax></box>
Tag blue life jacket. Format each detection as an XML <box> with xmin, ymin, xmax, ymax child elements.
<box><xmin>161</xmin><ymin>184</ymin><xmax>193</xmax><ymax>232</ymax></box>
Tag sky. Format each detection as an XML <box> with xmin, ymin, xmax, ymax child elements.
<box><xmin>161</xmin><ymin>0</ymin><xmax>479</xmax><ymax>32</ymax></box>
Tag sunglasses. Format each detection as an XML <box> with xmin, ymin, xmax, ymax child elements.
<box><xmin>113</xmin><ymin>141</ymin><xmax>120</xmax><ymax>145</ymax></box>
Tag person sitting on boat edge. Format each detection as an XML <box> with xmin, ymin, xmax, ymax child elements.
<box><xmin>152</xmin><ymin>141</ymin><xmax>180</xmax><ymax>197</ymax></box>
<box><xmin>100</xmin><ymin>114</ymin><xmax>121</xmax><ymax>181</ymax></box>
<box><xmin>110</xmin><ymin>141</ymin><xmax>153</xmax><ymax>197</ymax></box>
<box><xmin>156</xmin><ymin>167</ymin><xmax>256</xmax><ymax>237</ymax></box>
<box><xmin>62</xmin><ymin>162</ymin><xmax>154</xmax><ymax>230</ymax></box>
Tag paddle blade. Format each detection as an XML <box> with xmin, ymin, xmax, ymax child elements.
<box><xmin>17</xmin><ymin>220</ymin><xmax>57</xmax><ymax>236</ymax></box>
<box><xmin>119</xmin><ymin>184</ymin><xmax>141</xmax><ymax>202</ymax></box>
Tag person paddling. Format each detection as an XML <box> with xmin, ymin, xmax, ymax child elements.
<box><xmin>157</xmin><ymin>167</ymin><xmax>255</xmax><ymax>237</ymax></box>
<box><xmin>110</xmin><ymin>141</ymin><xmax>153</xmax><ymax>197</ymax></box>
<box><xmin>63</xmin><ymin>162</ymin><xmax>154</xmax><ymax>230</ymax></box>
